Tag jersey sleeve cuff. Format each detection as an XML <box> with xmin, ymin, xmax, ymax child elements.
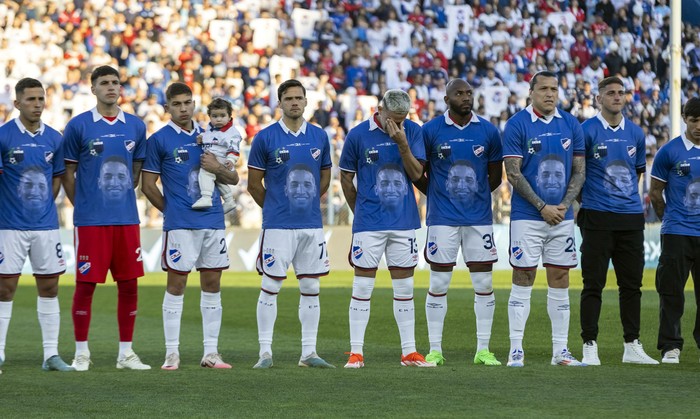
<box><xmin>503</xmin><ymin>154</ymin><xmax>523</xmax><ymax>159</ymax></box>
<box><xmin>650</xmin><ymin>174</ymin><xmax>667</xmax><ymax>183</ymax></box>
<box><xmin>142</xmin><ymin>168</ymin><xmax>161</xmax><ymax>174</ymax></box>
<box><xmin>248</xmin><ymin>165</ymin><xmax>265</xmax><ymax>171</ymax></box>
<box><xmin>339</xmin><ymin>167</ymin><xmax>356</xmax><ymax>173</ymax></box>
<box><xmin>65</xmin><ymin>158</ymin><xmax>78</xmax><ymax>163</ymax></box>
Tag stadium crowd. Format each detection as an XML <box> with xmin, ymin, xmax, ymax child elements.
<box><xmin>0</xmin><ymin>0</ymin><xmax>697</xmax><ymax>227</ymax></box>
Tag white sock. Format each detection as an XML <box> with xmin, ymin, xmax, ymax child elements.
<box><xmin>547</xmin><ymin>287</ymin><xmax>570</xmax><ymax>356</ymax></box>
<box><xmin>201</xmin><ymin>291</ymin><xmax>222</xmax><ymax>356</ymax></box>
<box><xmin>393</xmin><ymin>278</ymin><xmax>416</xmax><ymax>356</ymax></box>
<box><xmin>426</xmin><ymin>270</ymin><xmax>451</xmax><ymax>353</ymax></box>
<box><xmin>163</xmin><ymin>292</ymin><xmax>184</xmax><ymax>356</ymax></box>
<box><xmin>75</xmin><ymin>341</ymin><xmax>89</xmax><ymax>356</ymax></box>
<box><xmin>508</xmin><ymin>284</ymin><xmax>532</xmax><ymax>352</ymax></box>
<box><xmin>118</xmin><ymin>341</ymin><xmax>132</xmax><ymax>358</ymax></box>
<box><xmin>474</xmin><ymin>293</ymin><xmax>495</xmax><ymax>352</ymax></box>
<box><xmin>349</xmin><ymin>276</ymin><xmax>374</xmax><ymax>355</ymax></box>
<box><xmin>0</xmin><ymin>301</ymin><xmax>13</xmax><ymax>361</ymax></box>
<box><xmin>299</xmin><ymin>295</ymin><xmax>320</xmax><ymax>358</ymax></box>
<box><xmin>257</xmin><ymin>290</ymin><xmax>277</xmax><ymax>357</ymax></box>
<box><xmin>37</xmin><ymin>297</ymin><xmax>60</xmax><ymax>361</ymax></box>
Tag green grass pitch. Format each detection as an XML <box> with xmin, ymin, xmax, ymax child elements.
<box><xmin>1</xmin><ymin>270</ymin><xmax>698</xmax><ymax>417</ymax></box>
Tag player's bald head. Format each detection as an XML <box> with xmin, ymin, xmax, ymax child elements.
<box><xmin>446</xmin><ymin>79</ymin><xmax>471</xmax><ymax>96</ymax></box>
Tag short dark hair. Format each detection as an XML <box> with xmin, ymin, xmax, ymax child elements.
<box><xmin>90</xmin><ymin>65</ymin><xmax>119</xmax><ymax>84</ymax></box>
<box><xmin>598</xmin><ymin>76</ymin><xmax>624</xmax><ymax>92</ymax></box>
<box><xmin>529</xmin><ymin>71</ymin><xmax>558</xmax><ymax>90</ymax></box>
<box><xmin>207</xmin><ymin>97</ymin><xmax>233</xmax><ymax>116</ymax></box>
<box><xmin>15</xmin><ymin>78</ymin><xmax>43</xmax><ymax>98</ymax></box>
<box><xmin>165</xmin><ymin>82</ymin><xmax>192</xmax><ymax>101</ymax></box>
<box><xmin>683</xmin><ymin>97</ymin><xmax>700</xmax><ymax>118</ymax></box>
<box><xmin>277</xmin><ymin>79</ymin><xmax>306</xmax><ymax>100</ymax></box>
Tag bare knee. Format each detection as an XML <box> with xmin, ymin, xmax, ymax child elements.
<box><xmin>546</xmin><ymin>268</ymin><xmax>570</xmax><ymax>288</ymax></box>
<box><xmin>512</xmin><ymin>269</ymin><xmax>536</xmax><ymax>287</ymax></box>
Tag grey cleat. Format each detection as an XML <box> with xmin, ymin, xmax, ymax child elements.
<box><xmin>253</xmin><ymin>352</ymin><xmax>273</xmax><ymax>369</ymax></box>
<box><xmin>298</xmin><ymin>353</ymin><xmax>336</xmax><ymax>368</ymax></box>
<box><xmin>42</xmin><ymin>355</ymin><xmax>76</xmax><ymax>372</ymax></box>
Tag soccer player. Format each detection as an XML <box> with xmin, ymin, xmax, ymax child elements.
<box><xmin>649</xmin><ymin>97</ymin><xmax>700</xmax><ymax>364</ymax></box>
<box><xmin>417</xmin><ymin>79</ymin><xmax>503</xmax><ymax>366</ymax></box>
<box><xmin>62</xmin><ymin>65</ymin><xmax>150</xmax><ymax>371</ymax></box>
<box><xmin>0</xmin><ymin>78</ymin><xmax>73</xmax><ymax>372</ymax></box>
<box><xmin>578</xmin><ymin>77</ymin><xmax>658</xmax><ymax>365</ymax></box>
<box><xmin>142</xmin><ymin>82</ymin><xmax>238</xmax><ymax>370</ymax></box>
<box><xmin>248</xmin><ymin>79</ymin><xmax>334</xmax><ymax>369</ymax></box>
<box><xmin>502</xmin><ymin>71</ymin><xmax>586</xmax><ymax>367</ymax></box>
<box><xmin>340</xmin><ymin>89</ymin><xmax>434</xmax><ymax>368</ymax></box>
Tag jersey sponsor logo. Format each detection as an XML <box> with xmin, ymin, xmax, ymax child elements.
<box><xmin>676</xmin><ymin>161</ymin><xmax>691</xmax><ymax>176</ymax></box>
<box><xmin>364</xmin><ymin>148</ymin><xmax>379</xmax><ymax>164</ymax></box>
<box><xmin>527</xmin><ymin>138</ymin><xmax>541</xmax><ymax>154</ymax></box>
<box><xmin>310</xmin><ymin>148</ymin><xmax>321</xmax><ymax>160</ymax></box>
<box><xmin>263</xmin><ymin>253</ymin><xmax>275</xmax><ymax>267</ymax></box>
<box><xmin>473</xmin><ymin>145</ymin><xmax>484</xmax><ymax>157</ymax></box>
<box><xmin>169</xmin><ymin>249</ymin><xmax>181</xmax><ymax>263</ymax></box>
<box><xmin>352</xmin><ymin>245</ymin><xmax>363</xmax><ymax>260</ymax></box>
<box><xmin>437</xmin><ymin>143</ymin><xmax>451</xmax><ymax>159</ymax></box>
<box><xmin>512</xmin><ymin>246</ymin><xmax>523</xmax><ymax>260</ymax></box>
<box><xmin>44</xmin><ymin>151</ymin><xmax>54</xmax><ymax>163</ymax></box>
<box><xmin>275</xmin><ymin>148</ymin><xmax>290</xmax><ymax>164</ymax></box>
<box><xmin>627</xmin><ymin>145</ymin><xmax>636</xmax><ymax>157</ymax></box>
<box><xmin>173</xmin><ymin>148</ymin><xmax>189</xmax><ymax>163</ymax></box>
<box><xmin>561</xmin><ymin>138</ymin><xmax>571</xmax><ymax>151</ymax></box>
<box><xmin>89</xmin><ymin>140</ymin><xmax>104</xmax><ymax>156</ymax></box>
<box><xmin>7</xmin><ymin>148</ymin><xmax>24</xmax><ymax>164</ymax></box>
<box><xmin>78</xmin><ymin>261</ymin><xmax>91</xmax><ymax>274</ymax></box>
<box><xmin>428</xmin><ymin>241</ymin><xmax>438</xmax><ymax>255</ymax></box>
<box><xmin>593</xmin><ymin>143</ymin><xmax>607</xmax><ymax>159</ymax></box>
<box><xmin>124</xmin><ymin>140</ymin><xmax>136</xmax><ymax>153</ymax></box>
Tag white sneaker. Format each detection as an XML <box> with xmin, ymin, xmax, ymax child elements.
<box><xmin>623</xmin><ymin>340</ymin><xmax>659</xmax><ymax>364</ymax></box>
<box><xmin>506</xmin><ymin>349</ymin><xmax>525</xmax><ymax>367</ymax></box>
<box><xmin>222</xmin><ymin>198</ymin><xmax>235</xmax><ymax>214</ymax></box>
<box><xmin>161</xmin><ymin>353</ymin><xmax>180</xmax><ymax>370</ymax></box>
<box><xmin>116</xmin><ymin>349</ymin><xmax>151</xmax><ymax>370</ymax></box>
<box><xmin>582</xmin><ymin>341</ymin><xmax>601</xmax><ymax>366</ymax></box>
<box><xmin>201</xmin><ymin>353</ymin><xmax>232</xmax><ymax>369</ymax></box>
<box><xmin>662</xmin><ymin>348</ymin><xmax>680</xmax><ymax>364</ymax></box>
<box><xmin>551</xmin><ymin>348</ymin><xmax>586</xmax><ymax>366</ymax></box>
<box><xmin>71</xmin><ymin>352</ymin><xmax>92</xmax><ymax>372</ymax></box>
<box><xmin>192</xmin><ymin>196</ymin><xmax>212</xmax><ymax>209</ymax></box>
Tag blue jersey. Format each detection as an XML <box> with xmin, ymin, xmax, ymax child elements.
<box><xmin>0</xmin><ymin>119</ymin><xmax>64</xmax><ymax>230</ymax></box>
<box><xmin>423</xmin><ymin>111</ymin><xmax>502</xmax><ymax>227</ymax></box>
<box><xmin>339</xmin><ymin>115</ymin><xmax>425</xmax><ymax>233</ymax></box>
<box><xmin>63</xmin><ymin>108</ymin><xmax>146</xmax><ymax>226</ymax></box>
<box><xmin>502</xmin><ymin>106</ymin><xmax>585</xmax><ymax>221</ymax></box>
<box><xmin>650</xmin><ymin>135</ymin><xmax>700</xmax><ymax>236</ymax></box>
<box><xmin>144</xmin><ymin>121</ymin><xmax>225</xmax><ymax>231</ymax></box>
<box><xmin>247</xmin><ymin>120</ymin><xmax>331</xmax><ymax>229</ymax></box>
<box><xmin>580</xmin><ymin>114</ymin><xmax>645</xmax><ymax>214</ymax></box>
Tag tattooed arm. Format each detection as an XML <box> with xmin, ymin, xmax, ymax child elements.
<box><xmin>560</xmin><ymin>155</ymin><xmax>586</xmax><ymax>209</ymax></box>
<box><xmin>649</xmin><ymin>178</ymin><xmax>666</xmax><ymax>220</ymax></box>
<box><xmin>505</xmin><ymin>157</ymin><xmax>563</xmax><ymax>225</ymax></box>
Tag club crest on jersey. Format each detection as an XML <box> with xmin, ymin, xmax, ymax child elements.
<box><xmin>365</xmin><ymin>148</ymin><xmax>379</xmax><ymax>164</ymax></box>
<box><xmin>124</xmin><ymin>140</ymin><xmax>136</xmax><ymax>153</ymax></box>
<box><xmin>676</xmin><ymin>161</ymin><xmax>691</xmax><ymax>176</ymax></box>
<box><xmin>561</xmin><ymin>138</ymin><xmax>571</xmax><ymax>151</ymax></box>
<box><xmin>169</xmin><ymin>249</ymin><xmax>182</xmax><ymax>263</ymax></box>
<box><xmin>473</xmin><ymin>145</ymin><xmax>485</xmax><ymax>158</ymax></box>
<box><xmin>44</xmin><ymin>151</ymin><xmax>54</xmax><ymax>163</ymax></box>
<box><xmin>275</xmin><ymin>148</ymin><xmax>290</xmax><ymax>165</ymax></box>
<box><xmin>172</xmin><ymin>148</ymin><xmax>189</xmax><ymax>163</ymax></box>
<box><xmin>428</xmin><ymin>241</ymin><xmax>438</xmax><ymax>255</ymax></box>
<box><xmin>264</xmin><ymin>253</ymin><xmax>276</xmax><ymax>267</ymax></box>
<box><xmin>527</xmin><ymin>138</ymin><xmax>541</xmax><ymax>154</ymax></box>
<box><xmin>7</xmin><ymin>148</ymin><xmax>24</xmax><ymax>164</ymax></box>
<box><xmin>89</xmin><ymin>140</ymin><xmax>104</xmax><ymax>156</ymax></box>
<box><xmin>78</xmin><ymin>262</ymin><xmax>91</xmax><ymax>275</ymax></box>
<box><xmin>593</xmin><ymin>143</ymin><xmax>607</xmax><ymax>160</ymax></box>
<box><xmin>437</xmin><ymin>143</ymin><xmax>451</xmax><ymax>159</ymax></box>
<box><xmin>627</xmin><ymin>146</ymin><xmax>636</xmax><ymax>157</ymax></box>
<box><xmin>512</xmin><ymin>246</ymin><xmax>523</xmax><ymax>260</ymax></box>
<box><xmin>352</xmin><ymin>245</ymin><xmax>363</xmax><ymax>260</ymax></box>
<box><xmin>310</xmin><ymin>148</ymin><xmax>321</xmax><ymax>160</ymax></box>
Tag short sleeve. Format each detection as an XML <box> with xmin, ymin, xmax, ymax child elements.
<box><xmin>143</xmin><ymin>134</ymin><xmax>162</xmax><ymax>174</ymax></box>
<box><xmin>502</xmin><ymin>119</ymin><xmax>524</xmax><ymax>158</ymax></box>
<box><xmin>134</xmin><ymin>120</ymin><xmax>147</xmax><ymax>161</ymax></box>
<box><xmin>650</xmin><ymin>145</ymin><xmax>669</xmax><ymax>182</ymax></box>
<box><xmin>408</xmin><ymin>123</ymin><xmax>426</xmax><ymax>162</ymax></box>
<box><xmin>247</xmin><ymin>132</ymin><xmax>268</xmax><ymax>171</ymax></box>
<box><xmin>339</xmin><ymin>130</ymin><xmax>358</xmax><ymax>172</ymax></box>
<box><xmin>62</xmin><ymin>120</ymin><xmax>81</xmax><ymax>162</ymax></box>
<box><xmin>487</xmin><ymin>124</ymin><xmax>503</xmax><ymax>163</ymax></box>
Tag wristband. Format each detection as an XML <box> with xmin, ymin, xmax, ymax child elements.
<box><xmin>538</xmin><ymin>202</ymin><xmax>546</xmax><ymax>212</ymax></box>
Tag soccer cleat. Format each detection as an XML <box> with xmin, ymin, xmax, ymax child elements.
<box><xmin>582</xmin><ymin>340</ymin><xmax>601</xmax><ymax>366</ymax></box>
<box><xmin>507</xmin><ymin>349</ymin><xmax>525</xmax><ymax>367</ymax></box>
<box><xmin>71</xmin><ymin>352</ymin><xmax>92</xmax><ymax>372</ymax></box>
<box><xmin>661</xmin><ymin>348</ymin><xmax>680</xmax><ymax>364</ymax></box>
<box><xmin>474</xmin><ymin>349</ymin><xmax>501</xmax><ymax>366</ymax></box>
<box><xmin>192</xmin><ymin>196</ymin><xmax>213</xmax><ymax>209</ymax></box>
<box><xmin>116</xmin><ymin>350</ymin><xmax>151</xmax><ymax>370</ymax></box>
<box><xmin>222</xmin><ymin>199</ymin><xmax>236</xmax><ymax>214</ymax></box>
<box><xmin>161</xmin><ymin>353</ymin><xmax>180</xmax><ymax>370</ymax></box>
<box><xmin>400</xmin><ymin>352</ymin><xmax>436</xmax><ymax>367</ymax></box>
<box><xmin>425</xmin><ymin>350</ymin><xmax>446</xmax><ymax>366</ymax></box>
<box><xmin>253</xmin><ymin>352</ymin><xmax>273</xmax><ymax>369</ymax></box>
<box><xmin>298</xmin><ymin>353</ymin><xmax>336</xmax><ymax>368</ymax></box>
<box><xmin>201</xmin><ymin>353</ymin><xmax>232</xmax><ymax>369</ymax></box>
<box><xmin>551</xmin><ymin>348</ymin><xmax>586</xmax><ymax>366</ymax></box>
<box><xmin>623</xmin><ymin>340</ymin><xmax>659</xmax><ymax>365</ymax></box>
<box><xmin>343</xmin><ymin>352</ymin><xmax>364</xmax><ymax>369</ymax></box>
<box><xmin>42</xmin><ymin>355</ymin><xmax>75</xmax><ymax>372</ymax></box>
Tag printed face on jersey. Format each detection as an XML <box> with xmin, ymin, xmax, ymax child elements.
<box><xmin>536</xmin><ymin>157</ymin><xmax>566</xmax><ymax>203</ymax></box>
<box><xmin>166</xmin><ymin>93</ymin><xmax>195</xmax><ymax>128</ymax></box>
<box><xmin>279</xmin><ymin>86</ymin><xmax>307</xmax><ymax>120</ymax></box>
<box><xmin>284</xmin><ymin>166</ymin><xmax>316</xmax><ymax>214</ymax></box>
<box><xmin>683</xmin><ymin>180</ymin><xmax>700</xmax><ymax>215</ymax></box>
<box><xmin>14</xmin><ymin>86</ymin><xmax>45</xmax><ymax>125</ymax></box>
<box><xmin>374</xmin><ymin>165</ymin><xmax>407</xmax><ymax>211</ymax></box>
<box><xmin>91</xmin><ymin>74</ymin><xmax>121</xmax><ymax>107</ymax></box>
<box><xmin>603</xmin><ymin>162</ymin><xmax>634</xmax><ymax>196</ymax></box>
<box><xmin>17</xmin><ymin>168</ymin><xmax>48</xmax><ymax>211</ymax></box>
<box><xmin>187</xmin><ymin>166</ymin><xmax>201</xmax><ymax>201</ymax></box>
<box><xmin>98</xmin><ymin>159</ymin><xmax>130</xmax><ymax>203</ymax></box>
<box><xmin>445</xmin><ymin>161</ymin><xmax>478</xmax><ymax>206</ymax></box>
<box><xmin>209</xmin><ymin>108</ymin><xmax>231</xmax><ymax>129</ymax></box>
<box><xmin>529</xmin><ymin>74</ymin><xmax>558</xmax><ymax>116</ymax></box>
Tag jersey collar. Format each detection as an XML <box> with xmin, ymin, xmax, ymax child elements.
<box><xmin>167</xmin><ymin>120</ymin><xmax>201</xmax><ymax>135</ymax></box>
<box><xmin>14</xmin><ymin>118</ymin><xmax>45</xmax><ymax>136</ymax></box>
<box><xmin>595</xmin><ymin>112</ymin><xmax>626</xmax><ymax>131</ymax></box>
<box><xmin>278</xmin><ymin>119</ymin><xmax>307</xmax><ymax>136</ymax></box>
<box><xmin>681</xmin><ymin>132</ymin><xmax>700</xmax><ymax>150</ymax></box>
<box><xmin>91</xmin><ymin>107</ymin><xmax>126</xmax><ymax>123</ymax></box>
<box><xmin>444</xmin><ymin>110</ymin><xmax>480</xmax><ymax>130</ymax></box>
<box><xmin>526</xmin><ymin>104</ymin><xmax>561</xmax><ymax>123</ymax></box>
<box><xmin>369</xmin><ymin>113</ymin><xmax>383</xmax><ymax>131</ymax></box>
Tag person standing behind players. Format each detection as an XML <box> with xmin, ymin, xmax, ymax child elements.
<box><xmin>248</xmin><ymin>79</ymin><xmax>335</xmax><ymax>369</ymax></box>
<box><xmin>142</xmin><ymin>82</ymin><xmax>238</xmax><ymax>370</ymax></box>
<box><xmin>417</xmin><ymin>79</ymin><xmax>503</xmax><ymax>367</ymax></box>
<box><xmin>502</xmin><ymin>71</ymin><xmax>586</xmax><ymax>367</ymax></box>
<box><xmin>340</xmin><ymin>89</ymin><xmax>434</xmax><ymax>368</ymax></box>
<box><xmin>649</xmin><ymin>97</ymin><xmax>700</xmax><ymax>364</ymax></box>
<box><xmin>62</xmin><ymin>65</ymin><xmax>150</xmax><ymax>371</ymax></box>
<box><xmin>0</xmin><ymin>78</ymin><xmax>73</xmax><ymax>372</ymax></box>
<box><xmin>191</xmin><ymin>97</ymin><xmax>241</xmax><ymax>214</ymax></box>
<box><xmin>578</xmin><ymin>77</ymin><xmax>658</xmax><ymax>365</ymax></box>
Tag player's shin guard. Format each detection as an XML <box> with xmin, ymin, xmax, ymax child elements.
<box><xmin>298</xmin><ymin>278</ymin><xmax>320</xmax><ymax>358</ymax></box>
<box><xmin>0</xmin><ymin>301</ymin><xmax>13</xmax><ymax>361</ymax></box>
<box><xmin>508</xmin><ymin>284</ymin><xmax>532</xmax><ymax>352</ymax></box>
<box><xmin>72</xmin><ymin>281</ymin><xmax>96</xmax><ymax>344</ymax></box>
<box><xmin>117</xmin><ymin>279</ymin><xmax>138</xmax><ymax>344</ymax></box>
<box><xmin>547</xmin><ymin>287</ymin><xmax>570</xmax><ymax>356</ymax></box>
<box><xmin>163</xmin><ymin>292</ymin><xmax>184</xmax><ymax>355</ymax></box>
<box><xmin>201</xmin><ymin>291</ymin><xmax>222</xmax><ymax>356</ymax></box>
<box><xmin>349</xmin><ymin>276</ymin><xmax>374</xmax><ymax>354</ymax></box>
<box><xmin>37</xmin><ymin>297</ymin><xmax>60</xmax><ymax>361</ymax></box>
<box><xmin>426</xmin><ymin>270</ymin><xmax>452</xmax><ymax>353</ymax></box>
<box><xmin>393</xmin><ymin>277</ymin><xmax>416</xmax><ymax>356</ymax></box>
<box><xmin>472</xmin><ymin>271</ymin><xmax>495</xmax><ymax>351</ymax></box>
<box><xmin>257</xmin><ymin>275</ymin><xmax>281</xmax><ymax>356</ymax></box>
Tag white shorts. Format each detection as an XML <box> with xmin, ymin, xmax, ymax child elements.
<box><xmin>161</xmin><ymin>229</ymin><xmax>230</xmax><ymax>273</ymax></box>
<box><xmin>256</xmin><ymin>229</ymin><xmax>330</xmax><ymax>279</ymax></box>
<box><xmin>424</xmin><ymin>225</ymin><xmax>498</xmax><ymax>267</ymax></box>
<box><xmin>509</xmin><ymin>220</ymin><xmax>577</xmax><ymax>269</ymax></box>
<box><xmin>349</xmin><ymin>230</ymin><xmax>419</xmax><ymax>270</ymax></box>
<box><xmin>0</xmin><ymin>230</ymin><xmax>66</xmax><ymax>277</ymax></box>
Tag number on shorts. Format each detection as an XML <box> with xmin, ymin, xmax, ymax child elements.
<box><xmin>565</xmin><ymin>237</ymin><xmax>575</xmax><ymax>253</ymax></box>
<box><xmin>408</xmin><ymin>238</ymin><xmax>418</xmax><ymax>254</ymax></box>
<box><xmin>318</xmin><ymin>241</ymin><xmax>328</xmax><ymax>259</ymax></box>
<box><xmin>55</xmin><ymin>243</ymin><xmax>63</xmax><ymax>259</ymax></box>
<box><xmin>482</xmin><ymin>233</ymin><xmax>494</xmax><ymax>250</ymax></box>
<box><xmin>219</xmin><ymin>238</ymin><xmax>228</xmax><ymax>254</ymax></box>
